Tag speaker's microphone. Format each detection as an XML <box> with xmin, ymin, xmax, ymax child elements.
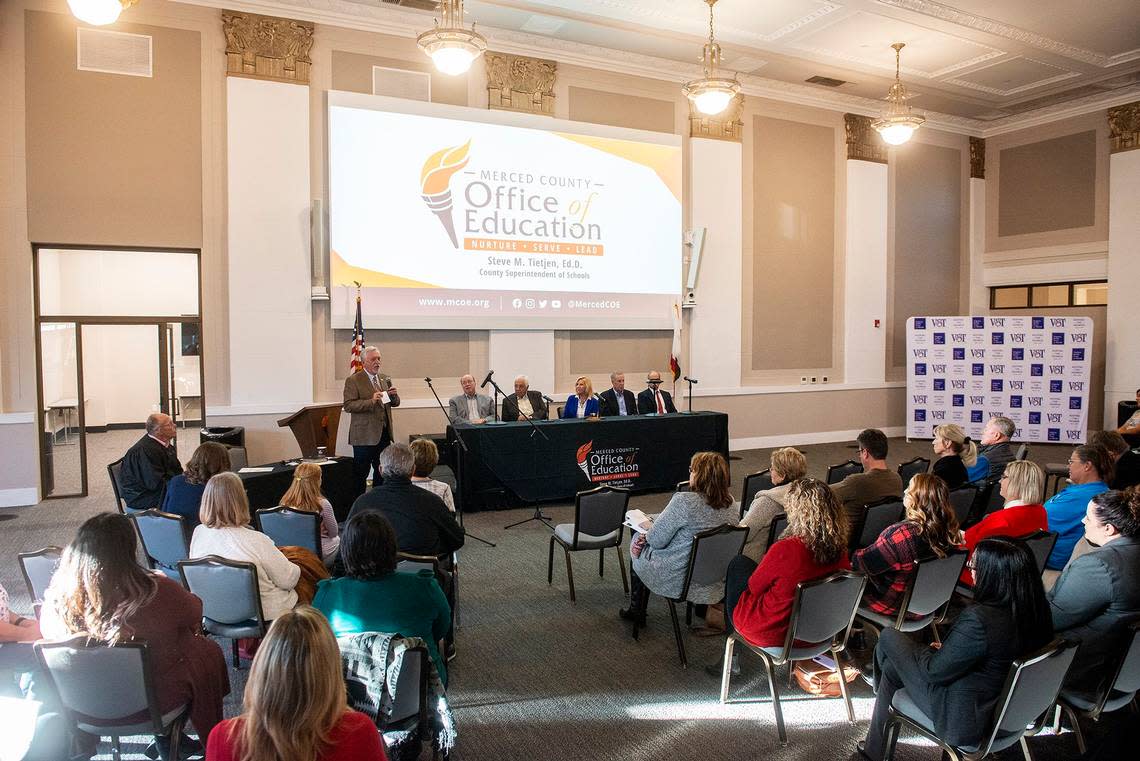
<box><xmin>683</xmin><ymin>376</ymin><xmax>700</xmax><ymax>384</ymax></box>
<box><xmin>480</xmin><ymin>370</ymin><xmax>494</xmax><ymax>389</ymax></box>
<box><xmin>542</xmin><ymin>395</ymin><xmax>555</xmax><ymax>404</ymax></box>
<box><xmin>424</xmin><ymin>377</ymin><xmax>432</xmax><ymax>383</ymax></box>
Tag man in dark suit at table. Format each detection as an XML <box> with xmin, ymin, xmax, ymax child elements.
<box><xmin>599</xmin><ymin>371</ymin><xmax>638</xmax><ymax>418</ymax></box>
<box><xmin>501</xmin><ymin>375</ymin><xmax>548</xmax><ymax>421</ymax></box>
<box><xmin>637</xmin><ymin>370</ymin><xmax>677</xmax><ymax>415</ymax></box>
<box><xmin>343</xmin><ymin>345</ymin><xmax>400</xmax><ymax>495</ymax></box>
<box><xmin>119</xmin><ymin>412</ymin><xmax>182</xmax><ymax>511</ymax></box>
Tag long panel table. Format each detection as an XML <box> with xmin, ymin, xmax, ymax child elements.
<box><xmin>449</xmin><ymin>411</ymin><xmax>729</xmax><ymax>511</ymax></box>
<box><xmin>238</xmin><ymin>456</ymin><xmax>358</xmax><ymax>522</ymax></box>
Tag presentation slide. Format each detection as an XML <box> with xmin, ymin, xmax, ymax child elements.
<box><xmin>328</xmin><ymin>92</ymin><xmax>682</xmax><ymax>329</ymax></box>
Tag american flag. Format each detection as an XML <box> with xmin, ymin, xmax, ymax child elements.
<box><xmin>348</xmin><ymin>287</ymin><xmax>364</xmax><ymax>372</ymax></box>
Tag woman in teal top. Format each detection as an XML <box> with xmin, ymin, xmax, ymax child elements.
<box><xmin>1043</xmin><ymin>444</ymin><xmax>1112</xmax><ymax>570</ymax></box>
<box><xmin>314</xmin><ymin>512</ymin><xmax>451</xmax><ymax>683</ymax></box>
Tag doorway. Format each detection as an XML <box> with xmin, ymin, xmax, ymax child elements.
<box><xmin>33</xmin><ymin>247</ymin><xmax>203</xmax><ymax>500</ymax></box>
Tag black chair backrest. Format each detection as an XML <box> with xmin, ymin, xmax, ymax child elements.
<box><xmin>765</xmin><ymin>513</ymin><xmax>789</xmax><ymax>550</ymax></box>
<box><xmin>128</xmin><ymin>510</ymin><xmax>191</xmax><ymax>574</ymax></box>
<box><xmin>386</xmin><ymin>646</ymin><xmax>428</xmax><ymax>726</ymax></box>
<box><xmin>1105</xmin><ymin>624</ymin><xmax>1140</xmax><ymax>705</ymax></box>
<box><xmin>675</xmin><ymin>480</ymin><xmax>690</xmax><ymax>493</ymax></box>
<box><xmin>740</xmin><ymin>470</ymin><xmax>774</xmax><ymax>517</ymax></box>
<box><xmin>982</xmin><ymin>640</ymin><xmax>1077</xmax><ymax>751</ymax></box>
<box><xmin>947</xmin><ymin>486</ymin><xmax>977</xmax><ymax>526</ymax></box>
<box><xmin>826</xmin><ymin>460</ymin><xmax>862</xmax><ymax>485</ymax></box>
<box><xmin>1017</xmin><ymin>530</ymin><xmax>1059</xmax><ymax>575</ymax></box>
<box><xmin>853</xmin><ymin>499</ymin><xmax>905</xmax><ymax>551</ymax></box>
<box><xmin>19</xmin><ymin>546</ymin><xmax>62</xmax><ymax>602</ymax></box>
<box><xmin>982</xmin><ymin>480</ymin><xmax>1006</xmax><ymax>517</ymax></box>
<box><xmin>897</xmin><ymin>457</ymin><xmax>930</xmax><ymax>489</ymax></box>
<box><xmin>34</xmin><ymin>636</ymin><xmax>166</xmax><ymax>732</ymax></box>
<box><xmin>965</xmin><ymin>481</ymin><xmax>998</xmax><ymax>527</ymax></box>
<box><xmin>107</xmin><ymin>458</ymin><xmax>126</xmax><ymax>514</ymax></box>
<box><xmin>783</xmin><ymin>571</ymin><xmax>867</xmax><ymax>653</ymax></box>
<box><xmin>256</xmin><ymin>506</ymin><xmax>321</xmax><ymax>556</ymax></box>
<box><xmin>678</xmin><ymin>524</ymin><xmax>748</xmax><ymax>601</ymax></box>
<box><xmin>901</xmin><ymin>551</ymin><xmax>968</xmax><ymax>621</ymax></box>
<box><xmin>1015</xmin><ymin>444</ymin><xmax>1029</xmax><ymax>461</ymax></box>
<box><xmin>574</xmin><ymin>486</ymin><xmax>630</xmax><ymax>547</ymax></box>
<box><xmin>178</xmin><ymin>556</ymin><xmax>266</xmax><ymax>627</ymax></box>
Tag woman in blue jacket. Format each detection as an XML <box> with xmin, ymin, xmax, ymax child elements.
<box><xmin>1043</xmin><ymin>444</ymin><xmax>1112</xmax><ymax>570</ymax></box>
<box><xmin>561</xmin><ymin>376</ymin><xmax>599</xmax><ymax>419</ymax></box>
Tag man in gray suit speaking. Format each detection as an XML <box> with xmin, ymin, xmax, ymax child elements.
<box><xmin>343</xmin><ymin>346</ymin><xmax>400</xmax><ymax>495</ymax></box>
<box><xmin>449</xmin><ymin>374</ymin><xmax>495</xmax><ymax>424</ymax></box>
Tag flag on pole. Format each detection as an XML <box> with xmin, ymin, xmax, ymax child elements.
<box><xmin>348</xmin><ymin>283</ymin><xmax>365</xmax><ymax>373</ymax></box>
<box><xmin>669</xmin><ymin>302</ymin><xmax>682</xmax><ymax>384</ymax></box>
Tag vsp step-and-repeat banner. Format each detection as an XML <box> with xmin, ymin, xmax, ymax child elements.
<box><xmin>906</xmin><ymin>316</ymin><xmax>1093</xmax><ymax>444</ymax></box>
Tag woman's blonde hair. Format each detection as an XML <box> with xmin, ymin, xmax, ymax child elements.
<box><xmin>1002</xmin><ymin>460</ymin><xmax>1044</xmax><ymax>505</ymax></box>
<box><xmin>232</xmin><ymin>606</ymin><xmax>348</xmax><ymax>761</ymax></box>
<box><xmin>575</xmin><ymin>376</ymin><xmax>594</xmax><ymax>397</ymax></box>
<box><xmin>770</xmin><ymin>447</ymin><xmax>807</xmax><ymax>481</ymax></box>
<box><xmin>934</xmin><ymin>424</ymin><xmax>979</xmax><ymax>467</ymax></box>
<box><xmin>784</xmin><ymin>478</ymin><xmax>848</xmax><ymax>565</ymax></box>
<box><xmin>279</xmin><ymin>463</ymin><xmax>324</xmax><ymax>514</ymax></box>
<box><xmin>689</xmin><ymin>451</ymin><xmax>733</xmax><ymax>509</ymax></box>
<box><xmin>199</xmin><ymin>472</ymin><xmax>251</xmax><ymax>528</ymax></box>
<box><xmin>409</xmin><ymin>438</ymin><xmax>440</xmax><ymax>478</ymax></box>
<box><xmin>902</xmin><ymin>473</ymin><xmax>960</xmax><ymax>557</ymax></box>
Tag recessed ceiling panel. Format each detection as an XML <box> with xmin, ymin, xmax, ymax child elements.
<box><xmin>789</xmin><ymin>10</ymin><xmax>1004</xmax><ymax>77</ymax></box>
<box><xmin>946</xmin><ymin>56</ymin><xmax>1079</xmax><ymax>96</ymax></box>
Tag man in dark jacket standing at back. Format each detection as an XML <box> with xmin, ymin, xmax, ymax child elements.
<box><xmin>348</xmin><ymin>443</ymin><xmax>465</xmax><ymax>557</ymax></box>
<box><xmin>119</xmin><ymin>412</ymin><xmax>182</xmax><ymax>511</ymax></box>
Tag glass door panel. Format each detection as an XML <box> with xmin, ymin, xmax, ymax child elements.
<box><xmin>39</xmin><ymin>322</ymin><xmax>84</xmax><ymax>497</ymax></box>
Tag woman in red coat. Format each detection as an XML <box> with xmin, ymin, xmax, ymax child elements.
<box><xmin>724</xmin><ymin>478</ymin><xmax>851</xmax><ymax>650</ymax></box>
<box><xmin>958</xmin><ymin>460</ymin><xmax>1048</xmax><ymax>585</ymax></box>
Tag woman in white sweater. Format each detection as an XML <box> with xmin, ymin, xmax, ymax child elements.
<box><xmin>190</xmin><ymin>472</ymin><xmax>300</xmax><ymax>620</ymax></box>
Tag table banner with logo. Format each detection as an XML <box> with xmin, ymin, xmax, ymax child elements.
<box><xmin>906</xmin><ymin>316</ymin><xmax>1093</xmax><ymax>444</ymax></box>
<box><xmin>448</xmin><ymin>412</ymin><xmax>729</xmax><ymax>510</ymax></box>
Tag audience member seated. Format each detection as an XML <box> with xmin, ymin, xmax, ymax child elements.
<box><xmin>1115</xmin><ymin>389</ymin><xmax>1140</xmax><ymax>442</ymax></box>
<box><xmin>977</xmin><ymin>415</ymin><xmax>1016</xmax><ymax>480</ymax></box>
<box><xmin>598</xmin><ymin>371</ymin><xmax>638</xmax><ymax>417</ymax></box>
<box><xmin>447</xmin><ymin>374</ymin><xmax>494</xmax><ymax>424</ymax></box>
<box><xmin>857</xmin><ymin>538</ymin><xmax>1053</xmax><ymax>760</ymax></box>
<box><xmin>831</xmin><ymin>429</ymin><xmax>904</xmax><ymax>535</ymax></box>
<box><xmin>636</xmin><ymin>370</ymin><xmax>677</xmax><ymax>415</ymax></box>
<box><xmin>206</xmin><ymin>607</ymin><xmax>387</xmax><ymax>761</ymax></box>
<box><xmin>278</xmin><ymin>463</ymin><xmax>341</xmax><ymax>566</ymax></box>
<box><xmin>852</xmin><ymin>473</ymin><xmax>960</xmax><ymax>619</ymax></box>
<box><xmin>561</xmin><ymin>376</ymin><xmax>599</xmax><ymax>419</ymax></box>
<box><xmin>1047</xmin><ymin>488</ymin><xmax>1140</xmax><ymax>693</ymax></box>
<box><xmin>348</xmin><ymin>444</ymin><xmax>465</xmax><ymax>559</ymax></box>
<box><xmin>119</xmin><ymin>412</ymin><xmax>183</xmax><ymax>511</ymax></box>
<box><xmin>930</xmin><ymin>424</ymin><xmax>976</xmax><ymax>490</ymax></box>
<box><xmin>314</xmin><ymin>513</ymin><xmax>451</xmax><ymax>684</ymax></box>
<box><xmin>161</xmin><ymin>441</ymin><xmax>230</xmax><ymax>529</ymax></box>
<box><xmin>42</xmin><ymin>513</ymin><xmax>229</xmax><ymax>749</ymax></box>
<box><xmin>723</xmin><ymin>479</ymin><xmax>850</xmax><ymax>665</ymax></box>
<box><xmin>1043</xmin><ymin>444</ymin><xmax>1112</xmax><ymax>572</ymax></box>
<box><xmin>959</xmin><ymin>460</ymin><xmax>1047</xmax><ymax>585</ymax></box>
<box><xmin>0</xmin><ymin>581</ymin><xmax>42</xmax><ymax>686</ymax></box>
<box><xmin>740</xmin><ymin>447</ymin><xmax>807</xmax><ymax>561</ymax></box>
<box><xmin>1090</xmin><ymin>430</ymin><xmax>1140</xmax><ymax>490</ymax></box>
<box><xmin>190</xmin><ymin>472</ymin><xmax>302</xmax><ymax>616</ymax></box>
<box><xmin>501</xmin><ymin>375</ymin><xmax>549</xmax><ymax>421</ymax></box>
<box><xmin>621</xmin><ymin>452</ymin><xmax>737</xmax><ymax>623</ymax></box>
<box><xmin>410</xmin><ymin>438</ymin><xmax>456</xmax><ymax>513</ymax></box>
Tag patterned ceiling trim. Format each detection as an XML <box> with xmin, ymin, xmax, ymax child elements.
<box><xmin>876</xmin><ymin>0</ymin><xmax>1140</xmax><ymax>67</ymax></box>
<box><xmin>945</xmin><ymin>58</ymin><xmax>1081</xmax><ymax>97</ymax></box>
<box><xmin>172</xmin><ymin>0</ymin><xmax>1140</xmax><ymax>137</ymax></box>
<box><xmin>787</xmin><ymin>40</ymin><xmax>1006</xmax><ymax>80</ymax></box>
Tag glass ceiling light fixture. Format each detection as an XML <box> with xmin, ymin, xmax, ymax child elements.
<box><xmin>682</xmin><ymin>0</ymin><xmax>741</xmax><ymax>116</ymax></box>
<box><xmin>873</xmin><ymin>42</ymin><xmax>926</xmax><ymax>146</ymax></box>
<box><xmin>417</xmin><ymin>0</ymin><xmax>487</xmax><ymax>77</ymax></box>
<box><xmin>68</xmin><ymin>0</ymin><xmax>137</xmax><ymax>26</ymax></box>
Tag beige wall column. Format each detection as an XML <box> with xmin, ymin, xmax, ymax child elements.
<box><xmin>967</xmin><ymin>137</ymin><xmax>988</xmax><ymax>314</ymax></box>
<box><xmin>1105</xmin><ymin>103</ymin><xmax>1140</xmax><ymax>426</ymax></box>
<box><xmin>842</xmin><ymin>114</ymin><xmax>888</xmax><ymax>383</ymax></box>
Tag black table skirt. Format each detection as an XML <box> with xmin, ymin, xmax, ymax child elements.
<box><xmin>449</xmin><ymin>411</ymin><xmax>729</xmax><ymax>511</ymax></box>
<box><xmin>238</xmin><ymin>456</ymin><xmax>358</xmax><ymax>522</ymax></box>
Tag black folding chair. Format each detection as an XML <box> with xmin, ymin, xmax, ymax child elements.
<box><xmin>826</xmin><ymin>460</ymin><xmax>862</xmax><ymax>485</ymax></box>
<box><xmin>740</xmin><ymin>469</ymin><xmax>774</xmax><ymax>519</ymax></box>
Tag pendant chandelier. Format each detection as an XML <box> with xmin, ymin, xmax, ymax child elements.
<box><xmin>417</xmin><ymin>0</ymin><xmax>487</xmax><ymax>76</ymax></box>
<box><xmin>681</xmin><ymin>0</ymin><xmax>741</xmax><ymax>116</ymax></box>
<box><xmin>872</xmin><ymin>42</ymin><xmax>926</xmax><ymax>146</ymax></box>
<box><xmin>68</xmin><ymin>0</ymin><xmax>137</xmax><ymax>26</ymax></box>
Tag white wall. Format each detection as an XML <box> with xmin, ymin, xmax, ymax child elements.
<box><xmin>843</xmin><ymin>160</ymin><xmax>888</xmax><ymax>382</ymax></box>
<box><xmin>80</xmin><ymin>324</ymin><xmax>161</xmax><ymax>428</ymax></box>
<box><xmin>38</xmin><ymin>249</ymin><xmax>199</xmax><ymax>317</ymax></box>
<box><xmin>488</xmin><ymin>331</ymin><xmax>555</xmax><ymax>404</ymax></box>
<box><xmin>1105</xmin><ymin>149</ymin><xmax>1140</xmax><ymax>425</ymax></box>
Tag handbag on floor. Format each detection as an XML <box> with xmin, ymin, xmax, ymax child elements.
<box><xmin>793</xmin><ymin>655</ymin><xmax>859</xmax><ymax>697</ymax></box>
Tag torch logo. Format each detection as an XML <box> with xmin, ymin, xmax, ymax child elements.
<box><xmin>420</xmin><ymin>140</ymin><xmax>471</xmax><ymax>248</ymax></box>
<box><xmin>576</xmin><ymin>441</ymin><xmax>593</xmax><ymax>480</ymax></box>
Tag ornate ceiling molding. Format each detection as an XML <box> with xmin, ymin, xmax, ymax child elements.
<box><xmin>689</xmin><ymin>94</ymin><xmax>744</xmax><ymax>142</ymax></box>
<box><xmin>1107</xmin><ymin>102</ymin><xmax>1140</xmax><ymax>154</ymax></box>
<box><xmin>486</xmin><ymin>51</ymin><xmax>556</xmax><ymax>115</ymax></box>
<box><xmin>222</xmin><ymin>10</ymin><xmax>314</xmax><ymax>83</ymax></box>
<box><xmin>875</xmin><ymin>0</ymin><xmax>1140</xmax><ymax>68</ymax></box>
<box><xmin>944</xmin><ymin>59</ymin><xmax>1080</xmax><ymax>97</ymax></box>
<box><xmin>969</xmin><ymin>136</ymin><xmax>984</xmax><ymax>178</ymax></box>
<box><xmin>844</xmin><ymin>114</ymin><xmax>888</xmax><ymax>163</ymax></box>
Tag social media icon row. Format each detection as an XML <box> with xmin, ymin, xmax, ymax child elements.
<box><xmin>511</xmin><ymin>298</ymin><xmax>562</xmax><ymax>309</ymax></box>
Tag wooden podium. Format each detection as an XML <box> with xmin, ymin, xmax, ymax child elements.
<box><xmin>277</xmin><ymin>404</ymin><xmax>342</xmax><ymax>458</ymax></box>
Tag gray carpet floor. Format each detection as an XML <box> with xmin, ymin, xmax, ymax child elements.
<box><xmin>0</xmin><ymin>437</ymin><xmax>1120</xmax><ymax>760</ymax></box>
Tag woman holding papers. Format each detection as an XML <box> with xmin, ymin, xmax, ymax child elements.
<box><xmin>620</xmin><ymin>452</ymin><xmax>736</xmax><ymax>624</ymax></box>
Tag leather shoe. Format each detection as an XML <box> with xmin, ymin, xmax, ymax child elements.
<box><xmin>618</xmin><ymin>607</ymin><xmax>646</xmax><ymax>625</ymax></box>
<box><xmin>852</xmin><ymin>741</ymin><xmax>876</xmax><ymax>761</ymax></box>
